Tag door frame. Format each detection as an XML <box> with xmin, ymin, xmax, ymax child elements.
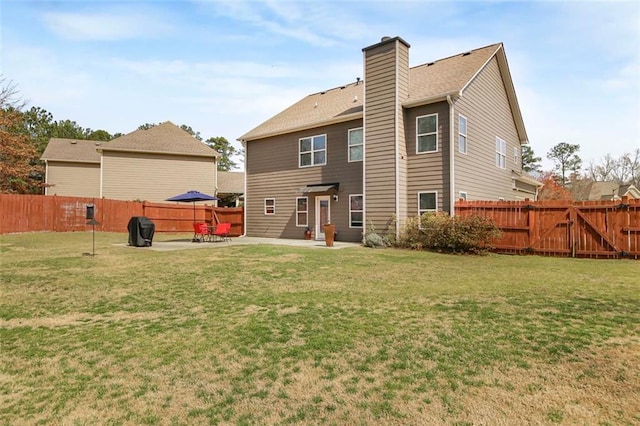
<box><xmin>315</xmin><ymin>195</ymin><xmax>331</xmax><ymax>241</ymax></box>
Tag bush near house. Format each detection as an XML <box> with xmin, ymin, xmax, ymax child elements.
<box><xmin>397</xmin><ymin>213</ymin><xmax>501</xmax><ymax>254</ymax></box>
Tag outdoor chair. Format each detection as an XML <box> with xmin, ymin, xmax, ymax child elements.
<box><xmin>193</xmin><ymin>222</ymin><xmax>209</xmax><ymax>242</ymax></box>
<box><xmin>212</xmin><ymin>222</ymin><xmax>231</xmax><ymax>242</ymax></box>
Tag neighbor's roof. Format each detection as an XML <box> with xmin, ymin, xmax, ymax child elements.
<box><xmin>100</xmin><ymin>121</ymin><xmax>219</xmax><ymax>158</ymax></box>
<box><xmin>239</xmin><ymin>43</ymin><xmax>527</xmax><ymax>143</ymax></box>
<box><xmin>217</xmin><ymin>171</ymin><xmax>245</xmax><ymax>193</ymax></box>
<box><xmin>41</xmin><ymin>138</ymin><xmax>103</xmax><ymax>163</ymax></box>
<box><xmin>588</xmin><ymin>181</ymin><xmax>620</xmax><ymax>200</ymax></box>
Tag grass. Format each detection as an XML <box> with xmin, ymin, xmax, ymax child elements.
<box><xmin>0</xmin><ymin>231</ymin><xmax>639</xmax><ymax>425</ymax></box>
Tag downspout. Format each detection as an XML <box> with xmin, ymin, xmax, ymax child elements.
<box><xmin>447</xmin><ymin>95</ymin><xmax>455</xmax><ymax>217</ymax></box>
<box><xmin>44</xmin><ymin>160</ymin><xmax>48</xmax><ymax>195</ymax></box>
<box><xmin>240</xmin><ymin>140</ymin><xmax>247</xmax><ymax>237</ymax></box>
<box><xmin>394</xmin><ymin>45</ymin><xmax>401</xmax><ymax>238</ymax></box>
<box><xmin>99</xmin><ymin>152</ymin><xmax>104</xmax><ymax>198</ymax></box>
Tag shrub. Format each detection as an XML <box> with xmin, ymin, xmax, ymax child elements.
<box><xmin>363</xmin><ymin>222</ymin><xmax>389</xmax><ymax>248</ymax></box>
<box><xmin>397</xmin><ymin>213</ymin><xmax>500</xmax><ymax>254</ymax></box>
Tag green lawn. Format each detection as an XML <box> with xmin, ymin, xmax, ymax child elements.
<box><xmin>1</xmin><ymin>232</ymin><xmax>639</xmax><ymax>425</ymax></box>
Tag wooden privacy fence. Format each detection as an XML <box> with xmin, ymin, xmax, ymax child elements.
<box><xmin>455</xmin><ymin>197</ymin><xmax>640</xmax><ymax>259</ymax></box>
<box><xmin>0</xmin><ymin>194</ymin><xmax>244</xmax><ymax>236</ymax></box>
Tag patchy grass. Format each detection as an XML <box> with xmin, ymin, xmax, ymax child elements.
<box><xmin>1</xmin><ymin>231</ymin><xmax>639</xmax><ymax>425</ymax></box>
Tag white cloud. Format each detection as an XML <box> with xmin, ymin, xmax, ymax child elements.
<box><xmin>41</xmin><ymin>8</ymin><xmax>173</xmax><ymax>41</ymax></box>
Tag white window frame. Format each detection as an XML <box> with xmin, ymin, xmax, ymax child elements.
<box><xmin>416</xmin><ymin>114</ymin><xmax>438</xmax><ymax>154</ymax></box>
<box><xmin>264</xmin><ymin>198</ymin><xmax>275</xmax><ymax>215</ymax></box>
<box><xmin>299</xmin><ymin>134</ymin><xmax>327</xmax><ymax>168</ymax></box>
<box><xmin>418</xmin><ymin>191</ymin><xmax>438</xmax><ymax>216</ymax></box>
<box><xmin>296</xmin><ymin>197</ymin><xmax>308</xmax><ymax>227</ymax></box>
<box><xmin>513</xmin><ymin>146</ymin><xmax>519</xmax><ymax>164</ymax></box>
<box><xmin>349</xmin><ymin>194</ymin><xmax>363</xmax><ymax>228</ymax></box>
<box><xmin>348</xmin><ymin>127</ymin><xmax>363</xmax><ymax>162</ymax></box>
<box><xmin>458</xmin><ymin>115</ymin><xmax>467</xmax><ymax>154</ymax></box>
<box><xmin>495</xmin><ymin>137</ymin><xmax>507</xmax><ymax>169</ymax></box>
<box><xmin>459</xmin><ymin>191</ymin><xmax>468</xmax><ymax>201</ymax></box>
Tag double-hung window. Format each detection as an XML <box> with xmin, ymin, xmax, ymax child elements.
<box><xmin>299</xmin><ymin>134</ymin><xmax>326</xmax><ymax>167</ymax></box>
<box><xmin>348</xmin><ymin>128</ymin><xmax>363</xmax><ymax>162</ymax></box>
<box><xmin>349</xmin><ymin>195</ymin><xmax>363</xmax><ymax>228</ymax></box>
<box><xmin>296</xmin><ymin>197</ymin><xmax>308</xmax><ymax>227</ymax></box>
<box><xmin>458</xmin><ymin>115</ymin><xmax>467</xmax><ymax>154</ymax></box>
<box><xmin>417</xmin><ymin>114</ymin><xmax>438</xmax><ymax>153</ymax></box>
<box><xmin>264</xmin><ymin>198</ymin><xmax>275</xmax><ymax>215</ymax></box>
<box><xmin>495</xmin><ymin>137</ymin><xmax>506</xmax><ymax>169</ymax></box>
<box><xmin>418</xmin><ymin>192</ymin><xmax>437</xmax><ymax>216</ymax></box>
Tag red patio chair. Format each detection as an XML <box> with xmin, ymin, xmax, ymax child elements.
<box><xmin>193</xmin><ymin>222</ymin><xmax>209</xmax><ymax>242</ymax></box>
<box><xmin>212</xmin><ymin>222</ymin><xmax>231</xmax><ymax>242</ymax></box>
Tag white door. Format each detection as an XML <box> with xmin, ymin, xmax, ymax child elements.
<box><xmin>315</xmin><ymin>196</ymin><xmax>331</xmax><ymax>241</ymax></box>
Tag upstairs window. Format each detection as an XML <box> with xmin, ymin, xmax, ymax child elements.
<box><xmin>299</xmin><ymin>134</ymin><xmax>326</xmax><ymax>167</ymax></box>
<box><xmin>417</xmin><ymin>114</ymin><xmax>438</xmax><ymax>153</ymax></box>
<box><xmin>418</xmin><ymin>191</ymin><xmax>437</xmax><ymax>215</ymax></box>
<box><xmin>458</xmin><ymin>115</ymin><xmax>467</xmax><ymax>154</ymax></box>
<box><xmin>513</xmin><ymin>146</ymin><xmax>519</xmax><ymax>164</ymax></box>
<box><xmin>348</xmin><ymin>128</ymin><xmax>363</xmax><ymax>162</ymax></box>
<box><xmin>349</xmin><ymin>195</ymin><xmax>363</xmax><ymax>228</ymax></box>
<box><xmin>495</xmin><ymin>137</ymin><xmax>506</xmax><ymax>169</ymax></box>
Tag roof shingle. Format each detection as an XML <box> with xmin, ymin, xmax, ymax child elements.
<box><xmin>41</xmin><ymin>138</ymin><xmax>103</xmax><ymax>163</ymax></box>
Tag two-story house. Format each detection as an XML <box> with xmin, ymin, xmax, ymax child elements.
<box><xmin>239</xmin><ymin>36</ymin><xmax>537</xmax><ymax>242</ymax></box>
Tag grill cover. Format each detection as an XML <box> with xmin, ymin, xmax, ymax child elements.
<box><xmin>127</xmin><ymin>216</ymin><xmax>155</xmax><ymax>247</ymax></box>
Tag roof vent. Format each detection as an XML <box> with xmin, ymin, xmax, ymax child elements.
<box><xmin>70</xmin><ymin>141</ymin><xmax>77</xmax><ymax>144</ymax></box>
<box><xmin>95</xmin><ymin>142</ymin><xmax>102</xmax><ymax>146</ymax></box>
<box><xmin>356</xmin><ymin>77</ymin><xmax>361</xmax><ymax>85</ymax></box>
<box><xmin>427</xmin><ymin>62</ymin><xmax>435</xmax><ymax>66</ymax></box>
<box><xmin>314</xmin><ymin>102</ymin><xmax>318</xmax><ymax>108</ymax></box>
<box><xmin>462</xmin><ymin>51</ymin><xmax>471</xmax><ymax>56</ymax></box>
<box><xmin>353</xmin><ymin>95</ymin><xmax>358</xmax><ymax>103</ymax></box>
<box><xmin>320</xmin><ymin>91</ymin><xmax>326</xmax><ymax>95</ymax></box>
<box><xmin>381</xmin><ymin>36</ymin><xmax>392</xmax><ymax>42</ymax></box>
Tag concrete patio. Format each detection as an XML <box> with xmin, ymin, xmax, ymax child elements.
<box><xmin>119</xmin><ymin>236</ymin><xmax>361</xmax><ymax>251</ymax></box>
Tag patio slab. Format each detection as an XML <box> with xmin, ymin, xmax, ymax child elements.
<box><xmin>119</xmin><ymin>236</ymin><xmax>361</xmax><ymax>251</ymax></box>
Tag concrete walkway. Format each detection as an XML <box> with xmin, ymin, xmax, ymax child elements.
<box><xmin>121</xmin><ymin>236</ymin><xmax>361</xmax><ymax>252</ymax></box>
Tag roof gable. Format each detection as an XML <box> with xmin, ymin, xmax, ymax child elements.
<box><xmin>239</xmin><ymin>42</ymin><xmax>527</xmax><ymax>143</ymax></box>
<box><xmin>41</xmin><ymin>138</ymin><xmax>103</xmax><ymax>163</ymax></box>
<box><xmin>217</xmin><ymin>171</ymin><xmax>245</xmax><ymax>193</ymax></box>
<box><xmin>101</xmin><ymin>121</ymin><xmax>218</xmax><ymax>158</ymax></box>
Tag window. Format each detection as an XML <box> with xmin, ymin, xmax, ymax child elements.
<box><xmin>296</xmin><ymin>197</ymin><xmax>308</xmax><ymax>226</ymax></box>
<box><xmin>264</xmin><ymin>198</ymin><xmax>275</xmax><ymax>215</ymax></box>
<box><xmin>417</xmin><ymin>114</ymin><xmax>438</xmax><ymax>153</ymax></box>
<box><xmin>459</xmin><ymin>191</ymin><xmax>468</xmax><ymax>201</ymax></box>
<box><xmin>418</xmin><ymin>191</ymin><xmax>437</xmax><ymax>215</ymax></box>
<box><xmin>495</xmin><ymin>137</ymin><xmax>506</xmax><ymax>169</ymax></box>
<box><xmin>513</xmin><ymin>146</ymin><xmax>519</xmax><ymax>164</ymax></box>
<box><xmin>299</xmin><ymin>134</ymin><xmax>326</xmax><ymax>167</ymax></box>
<box><xmin>348</xmin><ymin>128</ymin><xmax>363</xmax><ymax>162</ymax></box>
<box><xmin>458</xmin><ymin>115</ymin><xmax>467</xmax><ymax>154</ymax></box>
<box><xmin>349</xmin><ymin>195</ymin><xmax>363</xmax><ymax>228</ymax></box>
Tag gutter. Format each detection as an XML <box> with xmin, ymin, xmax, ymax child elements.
<box><xmin>447</xmin><ymin>95</ymin><xmax>455</xmax><ymax>216</ymax></box>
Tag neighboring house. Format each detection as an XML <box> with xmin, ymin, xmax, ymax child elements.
<box><xmin>41</xmin><ymin>139</ymin><xmax>102</xmax><ymax>198</ymax></box>
<box><xmin>586</xmin><ymin>181</ymin><xmax>640</xmax><ymax>200</ymax></box>
<box><xmin>42</xmin><ymin>121</ymin><xmax>219</xmax><ymax>203</ymax></box>
<box><xmin>217</xmin><ymin>171</ymin><xmax>245</xmax><ymax>206</ymax></box>
<box><xmin>239</xmin><ymin>36</ymin><xmax>532</xmax><ymax>242</ymax></box>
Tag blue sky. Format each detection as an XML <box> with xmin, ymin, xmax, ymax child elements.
<box><xmin>2</xmin><ymin>0</ymin><xmax>639</xmax><ymax>171</ymax></box>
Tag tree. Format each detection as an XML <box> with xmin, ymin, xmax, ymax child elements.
<box><xmin>537</xmin><ymin>171</ymin><xmax>572</xmax><ymax>200</ymax></box>
<box><xmin>521</xmin><ymin>145</ymin><xmax>542</xmax><ymax>173</ymax></box>
<box><xmin>547</xmin><ymin>142</ymin><xmax>582</xmax><ymax>187</ymax></box>
<box><xmin>86</xmin><ymin>129</ymin><xmax>113</xmax><ymax>141</ymax></box>
<box><xmin>623</xmin><ymin>149</ymin><xmax>640</xmax><ymax>187</ymax></box>
<box><xmin>204</xmin><ymin>136</ymin><xmax>242</xmax><ymax>171</ymax></box>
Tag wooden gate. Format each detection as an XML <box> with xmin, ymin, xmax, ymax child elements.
<box><xmin>456</xmin><ymin>198</ymin><xmax>640</xmax><ymax>259</ymax></box>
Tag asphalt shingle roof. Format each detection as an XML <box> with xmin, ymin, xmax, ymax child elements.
<box><xmin>239</xmin><ymin>43</ymin><xmax>502</xmax><ymax>141</ymax></box>
<box><xmin>102</xmin><ymin>121</ymin><xmax>219</xmax><ymax>158</ymax></box>
<box><xmin>41</xmin><ymin>138</ymin><xmax>103</xmax><ymax>163</ymax></box>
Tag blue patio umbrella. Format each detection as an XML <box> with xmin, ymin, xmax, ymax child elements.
<box><xmin>166</xmin><ymin>190</ymin><xmax>219</xmax><ymax>223</ymax></box>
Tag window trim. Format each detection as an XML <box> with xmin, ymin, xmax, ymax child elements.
<box><xmin>495</xmin><ymin>137</ymin><xmax>507</xmax><ymax>169</ymax></box>
<box><xmin>458</xmin><ymin>114</ymin><xmax>467</xmax><ymax>154</ymax></box>
<box><xmin>348</xmin><ymin>127</ymin><xmax>363</xmax><ymax>163</ymax></box>
<box><xmin>299</xmin><ymin>134</ymin><xmax>327</xmax><ymax>168</ymax></box>
<box><xmin>296</xmin><ymin>197</ymin><xmax>308</xmax><ymax>227</ymax></box>
<box><xmin>416</xmin><ymin>113</ymin><xmax>438</xmax><ymax>154</ymax></box>
<box><xmin>264</xmin><ymin>198</ymin><xmax>275</xmax><ymax>215</ymax></box>
<box><xmin>513</xmin><ymin>146</ymin><xmax>519</xmax><ymax>164</ymax></box>
<box><xmin>349</xmin><ymin>194</ymin><xmax>363</xmax><ymax>228</ymax></box>
<box><xmin>418</xmin><ymin>191</ymin><xmax>438</xmax><ymax>216</ymax></box>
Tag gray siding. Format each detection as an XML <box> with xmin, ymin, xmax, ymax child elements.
<box><xmin>405</xmin><ymin>101</ymin><xmax>451</xmax><ymax>216</ymax></box>
<box><xmin>454</xmin><ymin>57</ymin><xmax>522</xmax><ymax>200</ymax></box>
<box><xmin>101</xmin><ymin>152</ymin><xmax>216</xmax><ymax>202</ymax></box>
<box><xmin>46</xmin><ymin>161</ymin><xmax>100</xmax><ymax>198</ymax></box>
<box><xmin>245</xmin><ymin>119</ymin><xmax>363</xmax><ymax>241</ymax></box>
<box><xmin>363</xmin><ymin>38</ymin><xmax>410</xmax><ymax>234</ymax></box>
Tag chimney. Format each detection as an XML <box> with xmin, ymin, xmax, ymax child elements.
<box><xmin>362</xmin><ymin>36</ymin><xmax>411</xmax><ymax>237</ymax></box>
